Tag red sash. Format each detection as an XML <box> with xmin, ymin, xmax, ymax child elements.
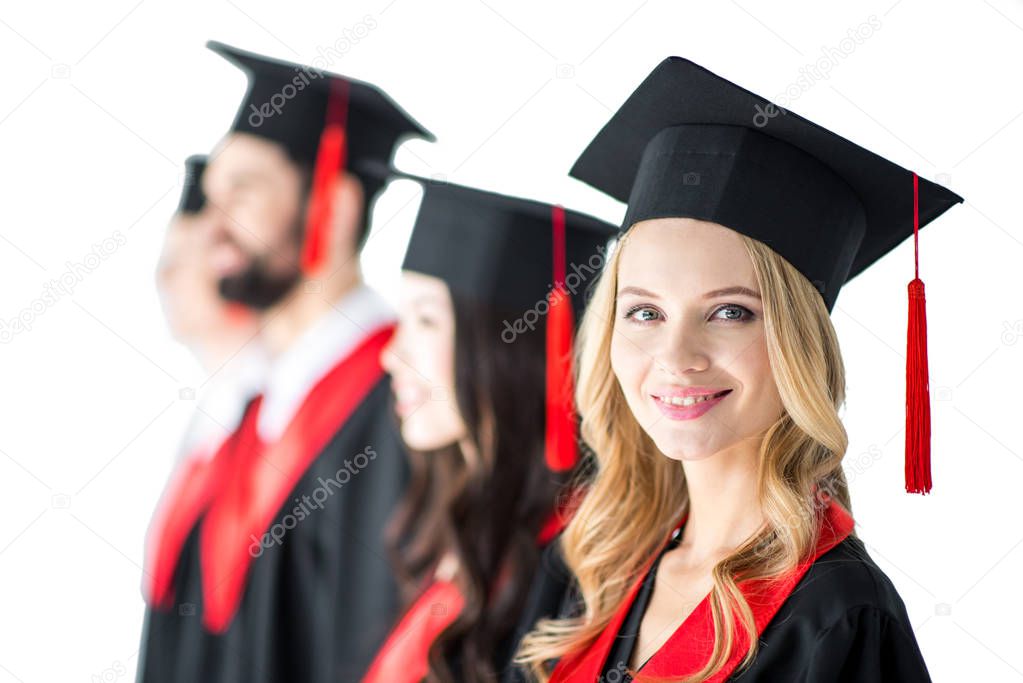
<box><xmin>143</xmin><ymin>431</ymin><xmax>241</xmax><ymax>609</ymax></box>
<box><xmin>199</xmin><ymin>324</ymin><xmax>395</xmax><ymax>633</ymax></box>
<box><xmin>363</xmin><ymin>485</ymin><xmax>582</xmax><ymax>681</ymax></box>
<box><xmin>362</xmin><ymin>579</ymin><xmax>466</xmax><ymax>683</ymax></box>
<box><xmin>550</xmin><ymin>496</ymin><xmax>854</xmax><ymax>682</ymax></box>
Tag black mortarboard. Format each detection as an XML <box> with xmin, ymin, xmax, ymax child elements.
<box><xmin>570</xmin><ymin>57</ymin><xmax>963</xmax><ymax>313</ymax></box>
<box><xmin>395</xmin><ymin>170</ymin><xmax>618</xmax><ymax>473</ymax></box>
<box><xmin>177</xmin><ymin>154</ymin><xmax>207</xmax><ymax>215</ymax></box>
<box><xmin>207</xmin><ymin>40</ymin><xmax>433</xmax><ymax>172</ymax></box>
<box><xmin>206</xmin><ymin>41</ymin><xmax>434</xmax><ymax>273</ymax></box>
<box><xmin>399</xmin><ymin>176</ymin><xmax>618</xmax><ymax>312</ymax></box>
<box><xmin>570</xmin><ymin>57</ymin><xmax>965</xmax><ymax>494</ymax></box>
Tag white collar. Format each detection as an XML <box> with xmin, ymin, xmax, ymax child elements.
<box><xmin>179</xmin><ymin>342</ymin><xmax>269</xmax><ymax>462</ymax></box>
<box><xmin>257</xmin><ymin>284</ymin><xmax>395</xmax><ymax>442</ymax></box>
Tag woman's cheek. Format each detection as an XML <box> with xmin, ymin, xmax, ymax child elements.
<box><xmin>610</xmin><ymin>342</ymin><xmax>646</xmax><ymax>404</ymax></box>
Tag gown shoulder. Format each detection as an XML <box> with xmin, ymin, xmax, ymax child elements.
<box><xmin>732</xmin><ymin>534</ymin><xmax>931</xmax><ymax>681</ymax></box>
<box><xmin>502</xmin><ymin>533</ymin><xmax>932</xmax><ymax>682</ymax></box>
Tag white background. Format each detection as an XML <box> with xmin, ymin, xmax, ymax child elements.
<box><xmin>1</xmin><ymin>1</ymin><xmax>1021</xmax><ymax>681</ymax></box>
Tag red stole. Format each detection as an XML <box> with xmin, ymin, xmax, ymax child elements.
<box><xmin>143</xmin><ymin>428</ymin><xmax>246</xmax><ymax>609</ymax></box>
<box><xmin>363</xmin><ymin>490</ymin><xmax>582</xmax><ymax>682</ymax></box>
<box><xmin>199</xmin><ymin>323</ymin><xmax>395</xmax><ymax>633</ymax></box>
<box><xmin>550</xmin><ymin>496</ymin><xmax>854</xmax><ymax>682</ymax></box>
<box><xmin>362</xmin><ymin>579</ymin><xmax>465</xmax><ymax>683</ymax></box>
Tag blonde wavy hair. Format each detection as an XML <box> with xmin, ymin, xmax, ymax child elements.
<box><xmin>515</xmin><ymin>223</ymin><xmax>856</xmax><ymax>682</ymax></box>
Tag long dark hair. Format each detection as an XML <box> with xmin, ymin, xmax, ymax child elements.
<box><xmin>386</xmin><ymin>289</ymin><xmax>571</xmax><ymax>682</ymax></box>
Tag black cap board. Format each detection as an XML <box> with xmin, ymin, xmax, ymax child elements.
<box><xmin>569</xmin><ymin>57</ymin><xmax>964</xmax><ymax>312</ymax></box>
<box><xmin>395</xmin><ymin>172</ymin><xmax>619</xmax><ymax>312</ymax></box>
<box><xmin>206</xmin><ymin>40</ymin><xmax>434</xmax><ymax>178</ymax></box>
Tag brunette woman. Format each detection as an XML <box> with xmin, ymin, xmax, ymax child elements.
<box><xmin>365</xmin><ymin>174</ymin><xmax>617</xmax><ymax>682</ymax></box>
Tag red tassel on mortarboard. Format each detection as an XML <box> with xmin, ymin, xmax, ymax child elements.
<box><xmin>300</xmin><ymin>79</ymin><xmax>350</xmax><ymax>276</ymax></box>
<box><xmin>545</xmin><ymin>205</ymin><xmax>578</xmax><ymax>472</ymax></box>
<box><xmin>906</xmin><ymin>172</ymin><xmax>932</xmax><ymax>494</ymax></box>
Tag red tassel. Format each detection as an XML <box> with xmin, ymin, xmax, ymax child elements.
<box><xmin>905</xmin><ymin>172</ymin><xmax>932</xmax><ymax>494</ymax></box>
<box><xmin>300</xmin><ymin>79</ymin><xmax>349</xmax><ymax>276</ymax></box>
<box><xmin>545</xmin><ymin>205</ymin><xmax>578</xmax><ymax>472</ymax></box>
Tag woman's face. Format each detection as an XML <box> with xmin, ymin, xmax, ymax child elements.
<box><xmin>610</xmin><ymin>218</ymin><xmax>784</xmax><ymax>462</ymax></box>
<box><xmin>380</xmin><ymin>271</ymin><xmax>468</xmax><ymax>451</ymax></box>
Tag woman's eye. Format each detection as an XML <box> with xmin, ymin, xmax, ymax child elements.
<box><xmin>623</xmin><ymin>305</ymin><xmax>661</xmax><ymax>323</ymax></box>
<box><xmin>712</xmin><ymin>304</ymin><xmax>755</xmax><ymax>323</ymax></box>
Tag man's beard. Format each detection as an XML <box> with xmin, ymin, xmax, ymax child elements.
<box><xmin>217</xmin><ymin>211</ymin><xmax>305</xmax><ymax>311</ymax></box>
<box><xmin>217</xmin><ymin>257</ymin><xmax>301</xmax><ymax>310</ymax></box>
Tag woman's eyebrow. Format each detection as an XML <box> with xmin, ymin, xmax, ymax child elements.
<box><xmin>616</xmin><ymin>285</ymin><xmax>761</xmax><ymax>300</ymax></box>
<box><xmin>410</xmin><ymin>294</ymin><xmax>443</xmax><ymax>307</ymax></box>
<box><xmin>616</xmin><ymin>286</ymin><xmax>660</xmax><ymax>300</ymax></box>
<box><xmin>703</xmin><ymin>285</ymin><xmax>761</xmax><ymax>300</ymax></box>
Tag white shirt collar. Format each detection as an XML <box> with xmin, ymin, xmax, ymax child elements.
<box><xmin>179</xmin><ymin>342</ymin><xmax>269</xmax><ymax>462</ymax></box>
<box><xmin>257</xmin><ymin>283</ymin><xmax>395</xmax><ymax>442</ymax></box>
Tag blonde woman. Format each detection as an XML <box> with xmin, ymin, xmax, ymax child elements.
<box><xmin>511</xmin><ymin>58</ymin><xmax>962</xmax><ymax>682</ymax></box>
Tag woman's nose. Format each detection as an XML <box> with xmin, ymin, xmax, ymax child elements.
<box><xmin>655</xmin><ymin>320</ymin><xmax>710</xmax><ymax>377</ymax></box>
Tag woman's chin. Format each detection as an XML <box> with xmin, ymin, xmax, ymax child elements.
<box><xmin>400</xmin><ymin>418</ymin><xmax>459</xmax><ymax>453</ymax></box>
<box><xmin>650</xmin><ymin>434</ymin><xmax>720</xmax><ymax>463</ymax></box>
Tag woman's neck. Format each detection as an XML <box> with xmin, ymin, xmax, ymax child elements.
<box><xmin>676</xmin><ymin>439</ymin><xmax>766</xmax><ymax>566</ymax></box>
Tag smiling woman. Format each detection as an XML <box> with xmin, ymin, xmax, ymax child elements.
<box><xmin>610</xmin><ymin>218</ymin><xmax>786</xmax><ymax>463</ymax></box>
<box><xmin>509</xmin><ymin>55</ymin><xmax>962</xmax><ymax>683</ymax></box>
<box><xmin>366</xmin><ymin>173</ymin><xmax>618</xmax><ymax>683</ymax></box>
<box><xmin>513</xmin><ymin>217</ymin><xmax>857</xmax><ymax>681</ymax></box>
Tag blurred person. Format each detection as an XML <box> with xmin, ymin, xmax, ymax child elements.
<box><xmin>136</xmin><ymin>42</ymin><xmax>432</xmax><ymax>683</ymax></box>
<box><xmin>363</xmin><ymin>174</ymin><xmax>617</xmax><ymax>683</ymax></box>
<box><xmin>153</xmin><ymin>154</ymin><xmax>266</xmax><ymax>462</ymax></box>
<box><xmin>143</xmin><ymin>155</ymin><xmax>266</xmax><ymax>628</ymax></box>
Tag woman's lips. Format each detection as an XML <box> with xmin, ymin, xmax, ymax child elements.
<box><xmin>651</xmin><ymin>389</ymin><xmax>732</xmax><ymax>421</ymax></box>
<box><xmin>392</xmin><ymin>384</ymin><xmax>427</xmax><ymax>418</ymax></box>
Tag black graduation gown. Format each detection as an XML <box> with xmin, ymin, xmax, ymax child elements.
<box><xmin>505</xmin><ymin>528</ymin><xmax>932</xmax><ymax>682</ymax></box>
<box><xmin>136</xmin><ymin>375</ymin><xmax>409</xmax><ymax>683</ymax></box>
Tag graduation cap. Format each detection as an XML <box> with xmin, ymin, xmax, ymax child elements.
<box><xmin>177</xmin><ymin>154</ymin><xmax>207</xmax><ymax>215</ymax></box>
<box><xmin>570</xmin><ymin>57</ymin><xmax>965</xmax><ymax>494</ymax></box>
<box><xmin>206</xmin><ymin>40</ymin><xmax>434</xmax><ymax>274</ymax></box>
<box><xmin>394</xmin><ymin>169</ymin><xmax>618</xmax><ymax>472</ymax></box>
